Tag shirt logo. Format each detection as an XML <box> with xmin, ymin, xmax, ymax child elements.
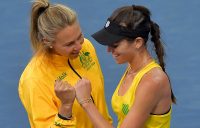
<box><xmin>122</xmin><ymin>104</ymin><xmax>129</xmax><ymax>115</ymax></box>
<box><xmin>105</xmin><ymin>20</ymin><xmax>110</xmax><ymax>28</ymax></box>
<box><xmin>57</xmin><ymin>72</ymin><xmax>67</xmax><ymax>80</ymax></box>
<box><xmin>54</xmin><ymin>121</ymin><xmax>65</xmax><ymax>128</ymax></box>
<box><xmin>79</xmin><ymin>51</ymin><xmax>95</xmax><ymax>70</ymax></box>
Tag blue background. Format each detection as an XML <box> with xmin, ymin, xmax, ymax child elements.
<box><xmin>0</xmin><ymin>0</ymin><xmax>200</xmax><ymax>127</ymax></box>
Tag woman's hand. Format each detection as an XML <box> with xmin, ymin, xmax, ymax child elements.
<box><xmin>75</xmin><ymin>79</ymin><xmax>113</xmax><ymax>128</ymax></box>
<box><xmin>74</xmin><ymin>78</ymin><xmax>92</xmax><ymax>105</ymax></box>
<box><xmin>55</xmin><ymin>80</ymin><xmax>76</xmax><ymax>105</ymax></box>
<box><xmin>55</xmin><ymin>79</ymin><xmax>75</xmax><ymax>118</ymax></box>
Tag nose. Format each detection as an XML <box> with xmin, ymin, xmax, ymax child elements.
<box><xmin>107</xmin><ymin>46</ymin><xmax>113</xmax><ymax>53</ymax></box>
<box><xmin>74</xmin><ymin>41</ymin><xmax>82</xmax><ymax>51</ymax></box>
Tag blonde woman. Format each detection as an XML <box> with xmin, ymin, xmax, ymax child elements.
<box><xmin>18</xmin><ymin>0</ymin><xmax>112</xmax><ymax>127</ymax></box>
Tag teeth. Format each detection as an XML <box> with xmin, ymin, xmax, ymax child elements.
<box><xmin>113</xmin><ymin>54</ymin><xmax>119</xmax><ymax>58</ymax></box>
<box><xmin>73</xmin><ymin>51</ymin><xmax>80</xmax><ymax>54</ymax></box>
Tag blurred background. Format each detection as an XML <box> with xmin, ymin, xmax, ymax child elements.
<box><xmin>0</xmin><ymin>0</ymin><xmax>200</xmax><ymax>127</ymax></box>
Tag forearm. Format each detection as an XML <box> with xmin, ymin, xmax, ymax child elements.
<box><xmin>82</xmin><ymin>102</ymin><xmax>114</xmax><ymax>128</ymax></box>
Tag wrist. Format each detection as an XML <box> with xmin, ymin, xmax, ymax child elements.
<box><xmin>78</xmin><ymin>97</ymin><xmax>93</xmax><ymax>108</ymax></box>
<box><xmin>59</xmin><ymin>103</ymin><xmax>73</xmax><ymax>118</ymax></box>
<box><xmin>81</xmin><ymin>100</ymin><xmax>93</xmax><ymax>109</ymax></box>
<box><xmin>58</xmin><ymin>113</ymin><xmax>72</xmax><ymax>120</ymax></box>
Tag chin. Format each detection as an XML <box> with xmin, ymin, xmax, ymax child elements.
<box><xmin>70</xmin><ymin>55</ymin><xmax>79</xmax><ymax>59</ymax></box>
<box><xmin>115</xmin><ymin>59</ymin><xmax>126</xmax><ymax>64</ymax></box>
<box><xmin>115</xmin><ymin>60</ymin><xmax>122</xmax><ymax>64</ymax></box>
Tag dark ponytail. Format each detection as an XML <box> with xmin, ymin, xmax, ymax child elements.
<box><xmin>150</xmin><ymin>21</ymin><xmax>176</xmax><ymax>103</ymax></box>
<box><xmin>150</xmin><ymin>21</ymin><xmax>165</xmax><ymax>71</ymax></box>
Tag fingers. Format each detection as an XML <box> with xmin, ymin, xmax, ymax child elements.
<box><xmin>55</xmin><ymin>79</ymin><xmax>71</xmax><ymax>88</ymax></box>
<box><xmin>54</xmin><ymin>78</ymin><xmax>90</xmax><ymax>92</ymax></box>
<box><xmin>54</xmin><ymin>80</ymin><xmax>75</xmax><ymax>97</ymax></box>
<box><xmin>75</xmin><ymin>78</ymin><xmax>90</xmax><ymax>87</ymax></box>
<box><xmin>54</xmin><ymin>79</ymin><xmax>76</xmax><ymax>105</ymax></box>
<box><xmin>54</xmin><ymin>78</ymin><xmax>92</xmax><ymax>106</ymax></box>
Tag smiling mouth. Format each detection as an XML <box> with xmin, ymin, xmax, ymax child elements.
<box><xmin>112</xmin><ymin>54</ymin><xmax>119</xmax><ymax>58</ymax></box>
<box><xmin>72</xmin><ymin>51</ymin><xmax>80</xmax><ymax>55</ymax></box>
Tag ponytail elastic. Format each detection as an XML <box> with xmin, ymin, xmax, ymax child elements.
<box><xmin>38</xmin><ymin>3</ymin><xmax>50</xmax><ymax>16</ymax></box>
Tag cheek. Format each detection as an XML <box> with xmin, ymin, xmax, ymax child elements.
<box><xmin>116</xmin><ymin>46</ymin><xmax>128</xmax><ymax>54</ymax></box>
<box><xmin>63</xmin><ymin>47</ymin><xmax>73</xmax><ymax>54</ymax></box>
<box><xmin>54</xmin><ymin>46</ymin><xmax>72</xmax><ymax>56</ymax></box>
<box><xmin>118</xmin><ymin>47</ymin><xmax>133</xmax><ymax>59</ymax></box>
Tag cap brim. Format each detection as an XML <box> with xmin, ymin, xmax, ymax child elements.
<box><xmin>91</xmin><ymin>28</ymin><xmax>125</xmax><ymax>46</ymax></box>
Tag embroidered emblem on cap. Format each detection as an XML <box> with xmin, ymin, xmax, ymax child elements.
<box><xmin>105</xmin><ymin>20</ymin><xmax>110</xmax><ymax>28</ymax></box>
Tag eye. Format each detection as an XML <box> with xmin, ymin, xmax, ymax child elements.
<box><xmin>78</xmin><ymin>34</ymin><xmax>84</xmax><ymax>40</ymax></box>
<box><xmin>109</xmin><ymin>44</ymin><xmax>118</xmax><ymax>48</ymax></box>
<box><xmin>64</xmin><ymin>42</ymin><xmax>75</xmax><ymax>47</ymax></box>
<box><xmin>76</xmin><ymin>33</ymin><xmax>84</xmax><ymax>44</ymax></box>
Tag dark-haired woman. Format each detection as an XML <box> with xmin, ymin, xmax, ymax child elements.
<box><xmin>75</xmin><ymin>5</ymin><xmax>175</xmax><ymax>128</ymax></box>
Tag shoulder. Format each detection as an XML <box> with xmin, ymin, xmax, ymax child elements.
<box><xmin>83</xmin><ymin>38</ymin><xmax>92</xmax><ymax>45</ymax></box>
<box><xmin>83</xmin><ymin>38</ymin><xmax>95</xmax><ymax>49</ymax></box>
<box><xmin>20</xmin><ymin>63</ymin><xmax>40</xmax><ymax>81</ymax></box>
<box><xmin>19</xmin><ymin>77</ymin><xmax>43</xmax><ymax>99</ymax></box>
<box><xmin>136</xmin><ymin>68</ymin><xmax>170</xmax><ymax>101</ymax></box>
<box><xmin>19</xmin><ymin>57</ymin><xmax>47</xmax><ymax>90</ymax></box>
<box><xmin>82</xmin><ymin>38</ymin><xmax>98</xmax><ymax>57</ymax></box>
<box><xmin>142</xmin><ymin>67</ymin><xmax>168</xmax><ymax>87</ymax></box>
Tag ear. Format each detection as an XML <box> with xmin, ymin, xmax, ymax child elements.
<box><xmin>134</xmin><ymin>37</ymin><xmax>144</xmax><ymax>49</ymax></box>
<box><xmin>42</xmin><ymin>38</ymin><xmax>50</xmax><ymax>45</ymax></box>
<box><xmin>42</xmin><ymin>38</ymin><xmax>53</xmax><ymax>48</ymax></box>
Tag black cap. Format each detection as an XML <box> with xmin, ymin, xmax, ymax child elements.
<box><xmin>92</xmin><ymin>18</ymin><xmax>150</xmax><ymax>46</ymax></box>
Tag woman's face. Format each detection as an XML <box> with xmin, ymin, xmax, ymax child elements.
<box><xmin>107</xmin><ymin>39</ymin><xmax>137</xmax><ymax>64</ymax></box>
<box><xmin>52</xmin><ymin>21</ymin><xmax>84</xmax><ymax>59</ymax></box>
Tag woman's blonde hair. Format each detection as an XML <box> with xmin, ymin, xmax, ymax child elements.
<box><xmin>30</xmin><ymin>0</ymin><xmax>77</xmax><ymax>55</ymax></box>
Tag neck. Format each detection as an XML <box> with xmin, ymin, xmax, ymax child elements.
<box><xmin>128</xmin><ymin>51</ymin><xmax>152</xmax><ymax>74</ymax></box>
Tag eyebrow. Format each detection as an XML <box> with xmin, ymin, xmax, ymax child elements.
<box><xmin>108</xmin><ymin>42</ymin><xmax>120</xmax><ymax>47</ymax></box>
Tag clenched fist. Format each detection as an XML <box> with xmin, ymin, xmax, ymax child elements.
<box><xmin>55</xmin><ymin>80</ymin><xmax>75</xmax><ymax>106</ymax></box>
<box><xmin>75</xmin><ymin>78</ymin><xmax>92</xmax><ymax>103</ymax></box>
